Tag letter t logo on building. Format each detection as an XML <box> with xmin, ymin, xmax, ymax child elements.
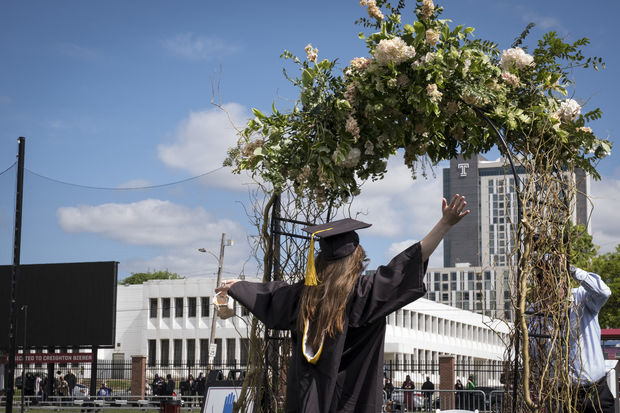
<box><xmin>457</xmin><ymin>163</ymin><xmax>470</xmax><ymax>177</ymax></box>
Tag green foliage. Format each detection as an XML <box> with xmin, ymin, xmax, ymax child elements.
<box><xmin>119</xmin><ymin>270</ymin><xmax>183</xmax><ymax>285</ymax></box>
<box><xmin>590</xmin><ymin>245</ymin><xmax>620</xmax><ymax>328</ymax></box>
<box><xmin>225</xmin><ymin>0</ymin><xmax>611</xmax><ymax>207</ymax></box>
<box><xmin>569</xmin><ymin>223</ymin><xmax>598</xmax><ymax>269</ymax></box>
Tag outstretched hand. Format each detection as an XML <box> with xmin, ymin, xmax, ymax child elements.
<box><xmin>215</xmin><ymin>279</ymin><xmax>242</xmax><ymax>296</ymax></box>
<box><xmin>441</xmin><ymin>194</ymin><xmax>470</xmax><ymax>226</ymax></box>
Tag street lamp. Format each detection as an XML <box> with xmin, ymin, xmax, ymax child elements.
<box><xmin>198</xmin><ymin>233</ymin><xmax>233</xmax><ymax>366</ymax></box>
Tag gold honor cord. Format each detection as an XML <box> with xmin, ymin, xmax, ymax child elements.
<box><xmin>302</xmin><ymin>318</ymin><xmax>325</xmax><ymax>364</ymax></box>
<box><xmin>304</xmin><ymin>227</ymin><xmax>333</xmax><ymax>286</ymax></box>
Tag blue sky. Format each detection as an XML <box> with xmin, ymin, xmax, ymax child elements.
<box><xmin>1</xmin><ymin>0</ymin><xmax>618</xmax><ymax>279</ymax></box>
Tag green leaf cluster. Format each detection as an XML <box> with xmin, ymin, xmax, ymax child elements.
<box><xmin>224</xmin><ymin>0</ymin><xmax>611</xmax><ymax>207</ymax></box>
<box><xmin>119</xmin><ymin>270</ymin><xmax>183</xmax><ymax>285</ymax></box>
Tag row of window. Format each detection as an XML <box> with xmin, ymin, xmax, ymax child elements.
<box><xmin>148</xmin><ymin>297</ymin><xmax>249</xmax><ymax>319</ymax></box>
<box><xmin>146</xmin><ymin>338</ymin><xmax>250</xmax><ymax>367</ymax></box>
<box><xmin>386</xmin><ymin>309</ymin><xmax>507</xmax><ymax>346</ymax></box>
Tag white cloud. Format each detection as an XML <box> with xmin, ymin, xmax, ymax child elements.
<box><xmin>162</xmin><ymin>33</ymin><xmax>238</xmax><ymax>60</ymax></box>
<box><xmin>386</xmin><ymin>238</ymin><xmax>443</xmax><ymax>268</ymax></box>
<box><xmin>591</xmin><ymin>178</ymin><xmax>620</xmax><ymax>253</ymax></box>
<box><xmin>57</xmin><ymin>198</ymin><xmax>256</xmax><ymax>278</ymax></box>
<box><xmin>158</xmin><ymin>103</ymin><xmax>251</xmax><ymax>190</ymax></box>
<box><xmin>57</xmin><ymin>199</ymin><xmax>241</xmax><ymax>248</ymax></box>
<box><xmin>351</xmin><ymin>155</ymin><xmax>444</xmax><ymax>238</ymax></box>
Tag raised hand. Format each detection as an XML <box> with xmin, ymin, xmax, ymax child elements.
<box><xmin>441</xmin><ymin>194</ymin><xmax>470</xmax><ymax>226</ymax></box>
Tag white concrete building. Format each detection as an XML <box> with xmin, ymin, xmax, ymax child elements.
<box><xmin>103</xmin><ymin>277</ymin><xmax>510</xmax><ymax>385</ymax></box>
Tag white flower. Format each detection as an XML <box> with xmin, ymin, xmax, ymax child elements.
<box><xmin>365</xmin><ymin>0</ymin><xmax>384</xmax><ymax>20</ymax></box>
<box><xmin>344</xmin><ymin>82</ymin><xmax>357</xmax><ymax>104</ymax></box>
<box><xmin>364</xmin><ymin>140</ymin><xmax>375</xmax><ymax>155</ymax></box>
<box><xmin>425</xmin><ymin>29</ymin><xmax>439</xmax><ymax>47</ymax></box>
<box><xmin>421</xmin><ymin>0</ymin><xmax>434</xmax><ymax>18</ymax></box>
<box><xmin>342</xmin><ymin>147</ymin><xmax>361</xmax><ymax>168</ymax></box>
<box><xmin>462</xmin><ymin>59</ymin><xmax>471</xmax><ymax>75</ymax></box>
<box><xmin>375</xmin><ymin>37</ymin><xmax>416</xmax><ymax>66</ymax></box>
<box><xmin>426</xmin><ymin>83</ymin><xmax>442</xmax><ymax>103</ymax></box>
<box><xmin>375</xmin><ymin>78</ymin><xmax>385</xmax><ymax>93</ymax></box>
<box><xmin>350</xmin><ymin>57</ymin><xmax>371</xmax><ymax>71</ymax></box>
<box><xmin>305</xmin><ymin>44</ymin><xmax>318</xmax><ymax>63</ymax></box>
<box><xmin>556</xmin><ymin>99</ymin><xmax>581</xmax><ymax>122</ymax></box>
<box><xmin>576</xmin><ymin>126</ymin><xmax>592</xmax><ymax>134</ymax></box>
<box><xmin>501</xmin><ymin>71</ymin><xmax>520</xmax><ymax>86</ymax></box>
<box><xmin>500</xmin><ymin>47</ymin><xmax>534</xmax><ymax>71</ymax></box>
<box><xmin>345</xmin><ymin>115</ymin><xmax>361</xmax><ymax>142</ymax></box>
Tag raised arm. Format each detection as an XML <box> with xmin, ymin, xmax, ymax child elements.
<box><xmin>420</xmin><ymin>194</ymin><xmax>470</xmax><ymax>262</ymax></box>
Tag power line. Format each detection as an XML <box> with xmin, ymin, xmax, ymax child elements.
<box><xmin>0</xmin><ymin>161</ymin><xmax>16</xmax><ymax>177</ymax></box>
<box><xmin>23</xmin><ymin>166</ymin><xmax>226</xmax><ymax>191</ymax></box>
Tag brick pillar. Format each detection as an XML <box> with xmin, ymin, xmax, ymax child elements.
<box><xmin>439</xmin><ymin>356</ymin><xmax>455</xmax><ymax>410</ymax></box>
<box><xmin>131</xmin><ymin>355</ymin><xmax>146</xmax><ymax>399</ymax></box>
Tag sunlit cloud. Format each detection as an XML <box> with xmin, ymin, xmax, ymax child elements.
<box><xmin>162</xmin><ymin>33</ymin><xmax>239</xmax><ymax>60</ymax></box>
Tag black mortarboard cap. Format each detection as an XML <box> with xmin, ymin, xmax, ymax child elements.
<box><xmin>303</xmin><ymin>218</ymin><xmax>372</xmax><ymax>261</ymax></box>
<box><xmin>301</xmin><ymin>218</ymin><xmax>371</xmax><ymax>286</ymax></box>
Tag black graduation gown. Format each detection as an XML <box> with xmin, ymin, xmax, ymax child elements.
<box><xmin>228</xmin><ymin>242</ymin><xmax>428</xmax><ymax>413</ymax></box>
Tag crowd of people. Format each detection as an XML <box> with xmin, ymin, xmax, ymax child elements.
<box><xmin>383</xmin><ymin>374</ymin><xmax>475</xmax><ymax>411</ymax></box>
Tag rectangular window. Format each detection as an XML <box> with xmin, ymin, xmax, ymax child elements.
<box><xmin>160</xmin><ymin>339</ymin><xmax>170</xmax><ymax>366</ymax></box>
<box><xmin>199</xmin><ymin>339</ymin><xmax>209</xmax><ymax>366</ymax></box>
<box><xmin>173</xmin><ymin>339</ymin><xmax>182</xmax><ymax>366</ymax></box>
<box><xmin>214</xmin><ymin>339</ymin><xmax>222</xmax><ymax>365</ymax></box>
<box><xmin>150</xmin><ymin>298</ymin><xmax>158</xmax><ymax>318</ymax></box>
<box><xmin>442</xmin><ymin>273</ymin><xmax>448</xmax><ymax>281</ymax></box>
<box><xmin>226</xmin><ymin>338</ymin><xmax>236</xmax><ymax>366</ymax></box>
<box><xmin>201</xmin><ymin>297</ymin><xmax>210</xmax><ymax>317</ymax></box>
<box><xmin>188</xmin><ymin>297</ymin><xmax>197</xmax><ymax>318</ymax></box>
<box><xmin>175</xmin><ymin>297</ymin><xmax>183</xmax><ymax>317</ymax></box>
<box><xmin>162</xmin><ymin>298</ymin><xmax>171</xmax><ymax>318</ymax></box>
<box><xmin>187</xmin><ymin>339</ymin><xmax>196</xmax><ymax>367</ymax></box>
<box><xmin>240</xmin><ymin>339</ymin><xmax>249</xmax><ymax>365</ymax></box>
<box><xmin>148</xmin><ymin>340</ymin><xmax>156</xmax><ymax>366</ymax></box>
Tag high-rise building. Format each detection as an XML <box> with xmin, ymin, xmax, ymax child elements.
<box><xmin>442</xmin><ymin>155</ymin><xmax>590</xmax><ymax>268</ymax></box>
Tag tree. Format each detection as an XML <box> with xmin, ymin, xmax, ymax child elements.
<box><xmin>590</xmin><ymin>245</ymin><xmax>620</xmax><ymax>328</ymax></box>
<box><xmin>569</xmin><ymin>223</ymin><xmax>598</xmax><ymax>269</ymax></box>
<box><xmin>119</xmin><ymin>270</ymin><xmax>183</xmax><ymax>285</ymax></box>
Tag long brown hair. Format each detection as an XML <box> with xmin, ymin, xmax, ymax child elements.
<box><xmin>298</xmin><ymin>244</ymin><xmax>367</xmax><ymax>351</ymax></box>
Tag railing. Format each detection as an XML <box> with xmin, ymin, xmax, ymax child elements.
<box><xmin>0</xmin><ymin>395</ymin><xmax>204</xmax><ymax>410</ymax></box>
<box><xmin>387</xmin><ymin>388</ymin><xmax>502</xmax><ymax>412</ymax></box>
<box><xmin>9</xmin><ymin>360</ymin><xmax>248</xmax><ymax>396</ymax></box>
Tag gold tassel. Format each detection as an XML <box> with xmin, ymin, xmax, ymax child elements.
<box><xmin>305</xmin><ymin>228</ymin><xmax>332</xmax><ymax>286</ymax></box>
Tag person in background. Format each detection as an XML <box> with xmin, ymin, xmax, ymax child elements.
<box><xmin>64</xmin><ymin>370</ymin><xmax>77</xmax><ymax>396</ymax></box>
<box><xmin>421</xmin><ymin>376</ymin><xmax>434</xmax><ymax>411</ymax></box>
<box><xmin>401</xmin><ymin>374</ymin><xmax>415</xmax><ymax>411</ymax></box>
<box><xmin>454</xmin><ymin>378</ymin><xmax>464</xmax><ymax>409</ymax></box>
<box><xmin>165</xmin><ymin>374</ymin><xmax>175</xmax><ymax>396</ymax></box>
<box><xmin>384</xmin><ymin>378</ymin><xmax>394</xmax><ymax>400</ymax></box>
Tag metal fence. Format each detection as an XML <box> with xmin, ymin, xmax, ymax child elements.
<box><xmin>10</xmin><ymin>359</ymin><xmax>248</xmax><ymax>396</ymax></box>
<box><xmin>388</xmin><ymin>388</ymin><xmax>502</xmax><ymax>412</ymax></box>
<box><xmin>384</xmin><ymin>359</ymin><xmax>504</xmax><ymax>388</ymax></box>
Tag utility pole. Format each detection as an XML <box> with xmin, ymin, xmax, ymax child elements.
<box><xmin>7</xmin><ymin>137</ymin><xmax>26</xmax><ymax>413</ymax></box>
<box><xmin>198</xmin><ymin>233</ymin><xmax>232</xmax><ymax>367</ymax></box>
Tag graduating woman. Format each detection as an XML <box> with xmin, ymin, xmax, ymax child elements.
<box><xmin>216</xmin><ymin>195</ymin><xmax>469</xmax><ymax>413</ymax></box>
